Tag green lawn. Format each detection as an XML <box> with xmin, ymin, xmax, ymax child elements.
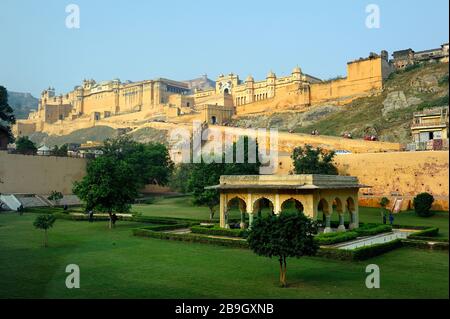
<box><xmin>0</xmin><ymin>212</ymin><xmax>448</xmax><ymax>299</ymax></box>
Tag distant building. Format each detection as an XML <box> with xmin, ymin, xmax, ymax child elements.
<box><xmin>410</xmin><ymin>106</ymin><xmax>449</xmax><ymax>150</ymax></box>
<box><xmin>77</xmin><ymin>141</ymin><xmax>104</xmax><ymax>158</ymax></box>
<box><xmin>392</xmin><ymin>43</ymin><xmax>449</xmax><ymax>70</ymax></box>
<box><xmin>392</xmin><ymin>49</ymin><xmax>415</xmax><ymax>69</ymax></box>
<box><xmin>37</xmin><ymin>145</ymin><xmax>51</xmax><ymax>156</ymax></box>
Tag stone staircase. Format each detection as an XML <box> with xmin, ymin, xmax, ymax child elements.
<box><xmin>0</xmin><ymin>193</ymin><xmax>81</xmax><ymax>211</ymax></box>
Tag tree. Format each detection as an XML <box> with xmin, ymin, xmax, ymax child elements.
<box><xmin>247</xmin><ymin>212</ymin><xmax>318</xmax><ymax>287</ymax></box>
<box><xmin>291</xmin><ymin>145</ymin><xmax>338</xmax><ymax>175</ymax></box>
<box><xmin>0</xmin><ymin>86</ymin><xmax>16</xmax><ymax>142</ymax></box>
<box><xmin>52</xmin><ymin>144</ymin><xmax>68</xmax><ymax>157</ymax></box>
<box><xmin>33</xmin><ymin>214</ymin><xmax>56</xmax><ymax>247</ymax></box>
<box><xmin>15</xmin><ymin>136</ymin><xmax>37</xmax><ymax>155</ymax></box>
<box><xmin>48</xmin><ymin>191</ymin><xmax>64</xmax><ymax>205</ymax></box>
<box><xmin>169</xmin><ymin>163</ymin><xmax>194</xmax><ymax>194</ymax></box>
<box><xmin>413</xmin><ymin>192</ymin><xmax>435</xmax><ymax>217</ymax></box>
<box><xmin>102</xmin><ymin>136</ymin><xmax>173</xmax><ymax>187</ymax></box>
<box><xmin>188</xmin><ymin>137</ymin><xmax>261</xmax><ymax>220</ymax></box>
<box><xmin>188</xmin><ymin>162</ymin><xmax>223</xmax><ymax>220</ymax></box>
<box><xmin>73</xmin><ymin>156</ymin><xmax>140</xmax><ymax>228</ymax></box>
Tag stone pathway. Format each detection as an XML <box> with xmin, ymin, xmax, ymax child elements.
<box><xmin>331</xmin><ymin>229</ymin><xmax>417</xmax><ymax>250</ymax></box>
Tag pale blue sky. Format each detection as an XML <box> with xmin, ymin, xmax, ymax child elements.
<box><xmin>0</xmin><ymin>0</ymin><xmax>448</xmax><ymax>96</ymax></box>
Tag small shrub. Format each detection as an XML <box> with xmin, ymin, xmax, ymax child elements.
<box><xmin>142</xmin><ymin>197</ymin><xmax>156</xmax><ymax>205</ymax></box>
<box><xmin>438</xmin><ymin>74</ymin><xmax>449</xmax><ymax>86</ymax></box>
<box><xmin>413</xmin><ymin>192</ymin><xmax>435</xmax><ymax>217</ymax></box>
<box><xmin>314</xmin><ymin>231</ymin><xmax>358</xmax><ymax>245</ymax></box>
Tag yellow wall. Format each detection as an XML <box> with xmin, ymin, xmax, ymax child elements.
<box><xmin>276</xmin><ymin>151</ymin><xmax>449</xmax><ymax>211</ymax></box>
<box><xmin>0</xmin><ymin>151</ymin><xmax>87</xmax><ymax>194</ymax></box>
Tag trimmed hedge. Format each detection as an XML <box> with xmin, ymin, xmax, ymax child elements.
<box><xmin>402</xmin><ymin>239</ymin><xmax>449</xmax><ymax>250</ymax></box>
<box><xmin>131</xmin><ymin>215</ymin><xmax>197</xmax><ymax>225</ymax></box>
<box><xmin>314</xmin><ymin>231</ymin><xmax>358</xmax><ymax>245</ymax></box>
<box><xmin>404</xmin><ymin>236</ymin><xmax>448</xmax><ymax>243</ymax></box>
<box><xmin>352</xmin><ymin>239</ymin><xmax>403</xmax><ymax>260</ymax></box>
<box><xmin>133</xmin><ymin>228</ymin><xmax>249</xmax><ymax>249</ymax></box>
<box><xmin>54</xmin><ymin>213</ymin><xmax>112</xmax><ymax>221</ymax></box>
<box><xmin>408</xmin><ymin>227</ymin><xmax>439</xmax><ymax>238</ymax></box>
<box><xmin>138</xmin><ymin>223</ymin><xmax>193</xmax><ymax>232</ymax></box>
<box><xmin>54</xmin><ymin>213</ymin><xmax>198</xmax><ymax>226</ymax></box>
<box><xmin>190</xmin><ymin>225</ymin><xmax>247</xmax><ymax>238</ymax></box>
<box><xmin>353</xmin><ymin>224</ymin><xmax>392</xmax><ymax>237</ymax></box>
<box><xmin>317</xmin><ymin>239</ymin><xmax>403</xmax><ymax>261</ymax></box>
<box><xmin>316</xmin><ymin>247</ymin><xmax>354</xmax><ymax>260</ymax></box>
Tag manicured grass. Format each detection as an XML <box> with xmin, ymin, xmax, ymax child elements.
<box><xmin>0</xmin><ymin>212</ymin><xmax>448</xmax><ymax>298</ymax></box>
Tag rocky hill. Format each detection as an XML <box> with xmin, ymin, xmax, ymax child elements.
<box><xmin>29</xmin><ymin>126</ymin><xmax>118</xmax><ymax>147</ymax></box>
<box><xmin>28</xmin><ymin>125</ymin><xmax>168</xmax><ymax>148</ymax></box>
<box><xmin>232</xmin><ymin>62</ymin><xmax>449</xmax><ymax>143</ymax></box>
<box><xmin>8</xmin><ymin>91</ymin><xmax>39</xmax><ymax>119</ymax></box>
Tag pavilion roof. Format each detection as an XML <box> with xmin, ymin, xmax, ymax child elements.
<box><xmin>205</xmin><ymin>174</ymin><xmax>370</xmax><ymax>190</ymax></box>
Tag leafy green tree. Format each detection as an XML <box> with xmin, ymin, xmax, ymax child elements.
<box><xmin>102</xmin><ymin>136</ymin><xmax>173</xmax><ymax>186</ymax></box>
<box><xmin>291</xmin><ymin>145</ymin><xmax>337</xmax><ymax>175</ymax></box>
<box><xmin>73</xmin><ymin>156</ymin><xmax>140</xmax><ymax>228</ymax></box>
<box><xmin>169</xmin><ymin>163</ymin><xmax>194</xmax><ymax>193</ymax></box>
<box><xmin>188</xmin><ymin>137</ymin><xmax>261</xmax><ymax>220</ymax></box>
<box><xmin>247</xmin><ymin>212</ymin><xmax>318</xmax><ymax>287</ymax></box>
<box><xmin>48</xmin><ymin>191</ymin><xmax>64</xmax><ymax>205</ymax></box>
<box><xmin>413</xmin><ymin>192</ymin><xmax>435</xmax><ymax>217</ymax></box>
<box><xmin>188</xmin><ymin>162</ymin><xmax>223</xmax><ymax>220</ymax></box>
<box><xmin>0</xmin><ymin>86</ymin><xmax>16</xmax><ymax>142</ymax></box>
<box><xmin>52</xmin><ymin>144</ymin><xmax>68</xmax><ymax>157</ymax></box>
<box><xmin>33</xmin><ymin>214</ymin><xmax>56</xmax><ymax>247</ymax></box>
<box><xmin>15</xmin><ymin>136</ymin><xmax>37</xmax><ymax>155</ymax></box>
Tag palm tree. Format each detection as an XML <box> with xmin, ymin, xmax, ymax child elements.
<box><xmin>33</xmin><ymin>214</ymin><xmax>56</xmax><ymax>247</ymax></box>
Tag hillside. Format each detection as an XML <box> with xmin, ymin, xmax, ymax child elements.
<box><xmin>7</xmin><ymin>91</ymin><xmax>38</xmax><ymax>119</ymax></box>
<box><xmin>28</xmin><ymin>125</ymin><xmax>168</xmax><ymax>147</ymax></box>
<box><xmin>29</xmin><ymin>126</ymin><xmax>118</xmax><ymax>147</ymax></box>
<box><xmin>232</xmin><ymin>62</ymin><xmax>449</xmax><ymax>143</ymax></box>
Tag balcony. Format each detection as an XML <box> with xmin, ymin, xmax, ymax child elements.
<box><xmin>411</xmin><ymin>120</ymin><xmax>448</xmax><ymax>129</ymax></box>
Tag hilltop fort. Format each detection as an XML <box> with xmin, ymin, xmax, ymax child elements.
<box><xmin>15</xmin><ymin>50</ymin><xmax>395</xmax><ymax>136</ymax></box>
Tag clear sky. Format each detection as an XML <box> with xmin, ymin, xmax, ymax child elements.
<box><xmin>0</xmin><ymin>0</ymin><xmax>448</xmax><ymax>97</ymax></box>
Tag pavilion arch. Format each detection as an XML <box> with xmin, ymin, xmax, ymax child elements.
<box><xmin>346</xmin><ymin>197</ymin><xmax>356</xmax><ymax>214</ymax></box>
<box><xmin>333</xmin><ymin>197</ymin><xmax>344</xmax><ymax>214</ymax></box>
<box><xmin>252</xmin><ymin>197</ymin><xmax>274</xmax><ymax>217</ymax></box>
<box><xmin>346</xmin><ymin>196</ymin><xmax>357</xmax><ymax>229</ymax></box>
<box><xmin>226</xmin><ymin>196</ymin><xmax>248</xmax><ymax>229</ymax></box>
<box><xmin>318</xmin><ymin>198</ymin><xmax>330</xmax><ymax>215</ymax></box>
<box><xmin>281</xmin><ymin>198</ymin><xmax>304</xmax><ymax>214</ymax></box>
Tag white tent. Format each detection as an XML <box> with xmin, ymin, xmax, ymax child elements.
<box><xmin>37</xmin><ymin>145</ymin><xmax>51</xmax><ymax>156</ymax></box>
